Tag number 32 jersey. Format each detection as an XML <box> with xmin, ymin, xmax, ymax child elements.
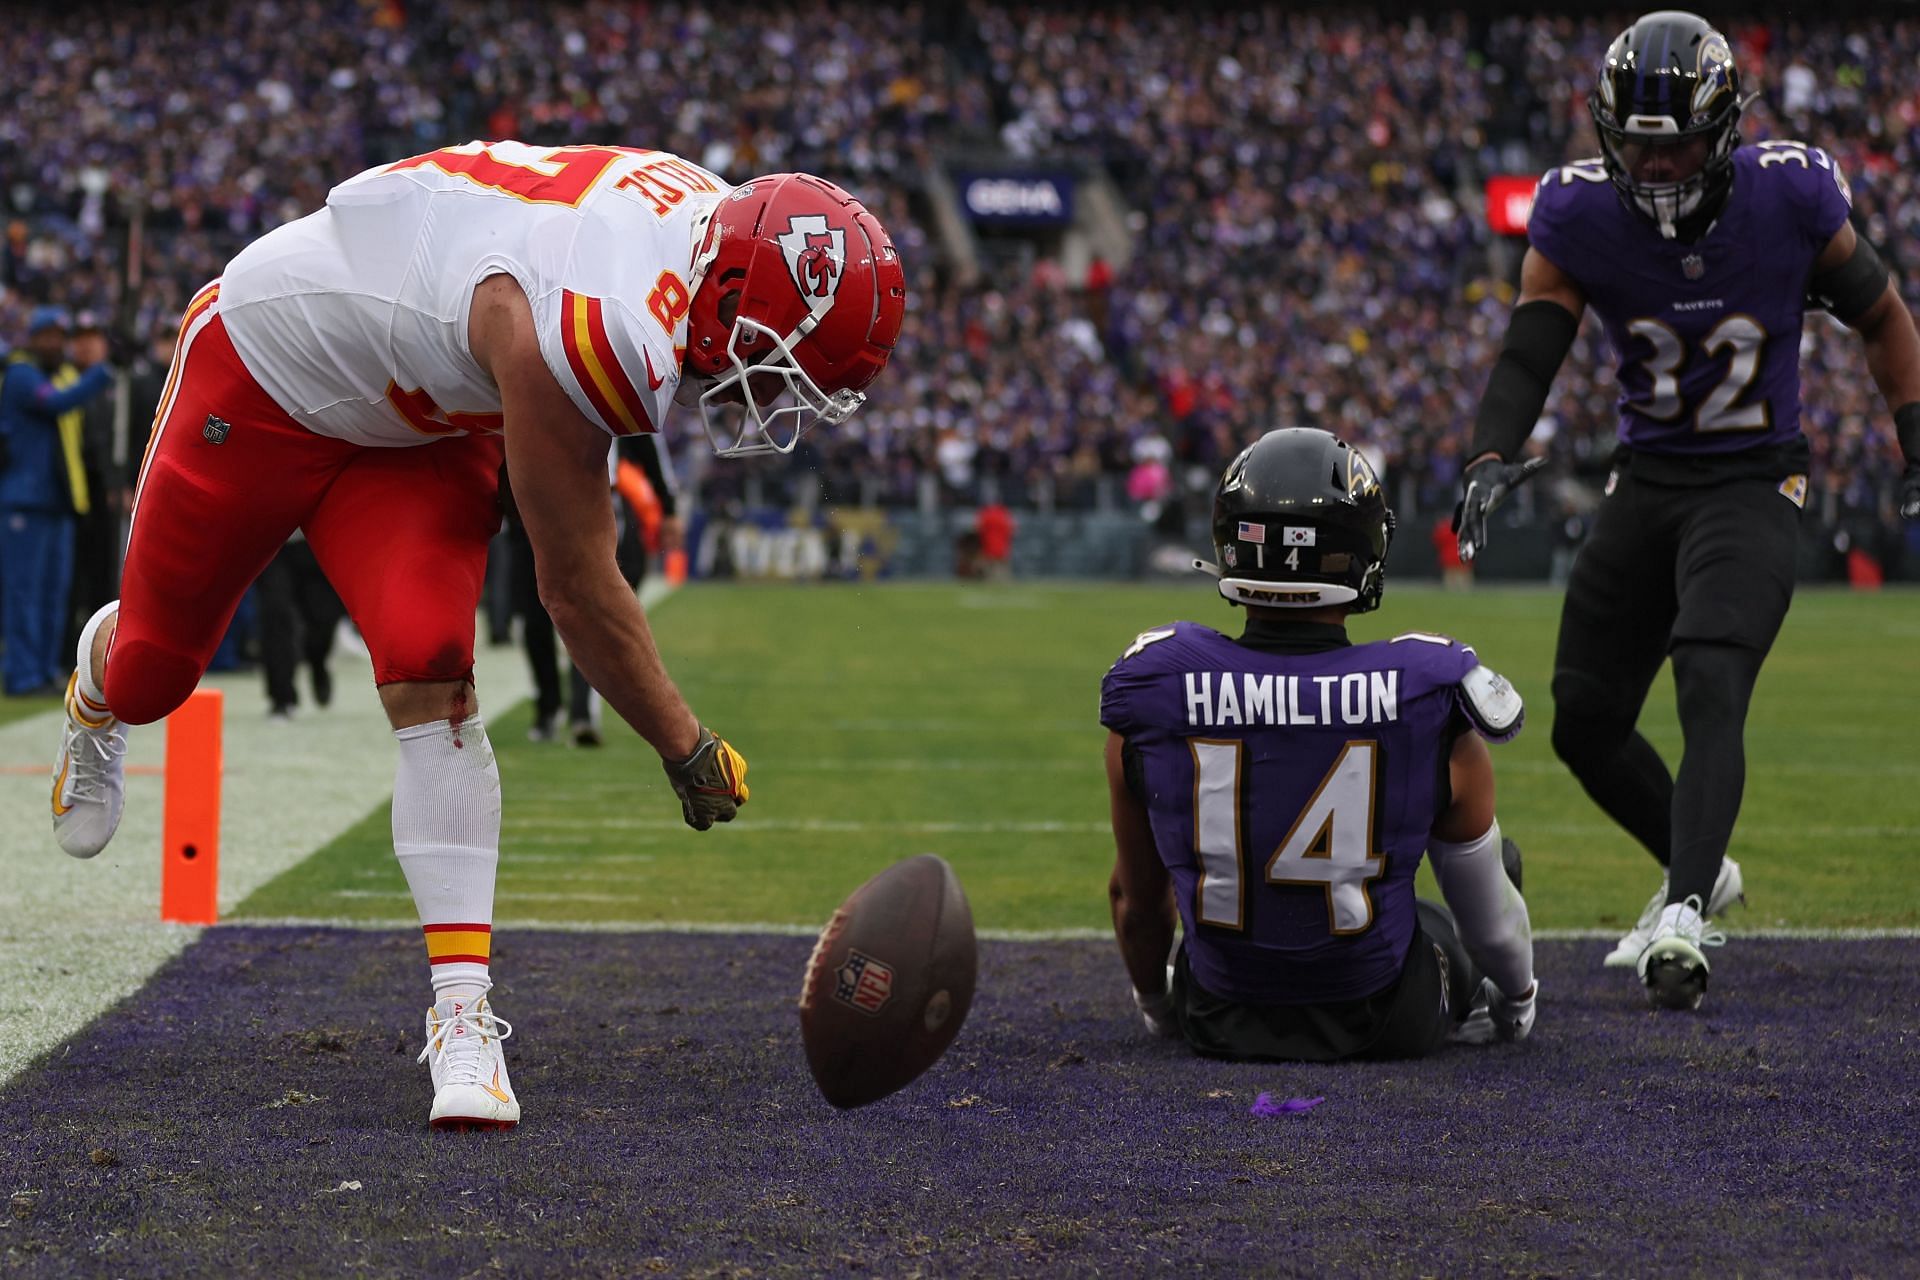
<box><xmin>1101</xmin><ymin>623</ymin><xmax>1513</xmax><ymax>1005</ymax></box>
<box><xmin>1527</xmin><ymin>142</ymin><xmax>1852</xmax><ymax>456</ymax></box>
<box><xmin>219</xmin><ymin>140</ymin><xmax>732</xmax><ymax>446</ymax></box>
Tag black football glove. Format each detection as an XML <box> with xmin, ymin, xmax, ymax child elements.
<box><xmin>1894</xmin><ymin>408</ymin><xmax>1920</xmax><ymax>520</ymax></box>
<box><xmin>662</xmin><ymin>726</ymin><xmax>750</xmax><ymax>831</ymax></box>
<box><xmin>1452</xmin><ymin>455</ymin><xmax>1549</xmax><ymax>563</ymax></box>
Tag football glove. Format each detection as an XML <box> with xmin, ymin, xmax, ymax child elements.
<box><xmin>1452</xmin><ymin>455</ymin><xmax>1548</xmax><ymax>563</ymax></box>
<box><xmin>662</xmin><ymin>726</ymin><xmax>750</xmax><ymax>831</ymax></box>
<box><xmin>1899</xmin><ymin>462</ymin><xmax>1920</xmax><ymax>521</ymax></box>
<box><xmin>1450</xmin><ymin>977</ymin><xmax>1538</xmax><ymax>1045</ymax></box>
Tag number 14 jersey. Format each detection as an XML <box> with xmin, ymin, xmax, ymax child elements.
<box><xmin>219</xmin><ymin>140</ymin><xmax>732</xmax><ymax>447</ymax></box>
<box><xmin>1101</xmin><ymin>623</ymin><xmax>1503</xmax><ymax>1005</ymax></box>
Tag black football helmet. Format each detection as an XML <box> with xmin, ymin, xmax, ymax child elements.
<box><xmin>1588</xmin><ymin>11</ymin><xmax>1746</xmax><ymax>241</ymax></box>
<box><xmin>1204</xmin><ymin>428</ymin><xmax>1394</xmax><ymax>613</ymax></box>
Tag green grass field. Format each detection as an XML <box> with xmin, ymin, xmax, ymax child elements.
<box><xmin>233</xmin><ymin>582</ymin><xmax>1920</xmax><ymax>933</ymax></box>
<box><xmin>0</xmin><ymin>688</ymin><xmax>63</xmax><ymax>730</ymax></box>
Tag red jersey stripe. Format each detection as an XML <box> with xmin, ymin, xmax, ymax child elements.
<box><xmin>560</xmin><ymin>291</ymin><xmax>651</xmax><ymax>436</ymax></box>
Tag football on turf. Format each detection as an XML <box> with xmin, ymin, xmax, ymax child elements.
<box><xmin>798</xmin><ymin>854</ymin><xmax>977</xmax><ymax>1109</ymax></box>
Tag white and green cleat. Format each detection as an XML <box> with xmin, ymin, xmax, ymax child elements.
<box><xmin>1603</xmin><ymin>857</ymin><xmax>1743</xmax><ymax>969</ymax></box>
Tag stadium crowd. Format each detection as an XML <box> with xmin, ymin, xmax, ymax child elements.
<box><xmin>3</xmin><ymin>3</ymin><xmax>1918</xmax><ymax>662</ymax></box>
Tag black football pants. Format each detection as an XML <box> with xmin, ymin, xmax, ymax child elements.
<box><xmin>1549</xmin><ymin>465</ymin><xmax>1801</xmax><ymax>908</ymax></box>
<box><xmin>1170</xmin><ymin>900</ymin><xmax>1480</xmax><ymax>1062</ymax></box>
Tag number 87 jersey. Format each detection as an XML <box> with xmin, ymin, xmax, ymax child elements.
<box><xmin>220</xmin><ymin>140</ymin><xmax>730</xmax><ymax>447</ymax></box>
<box><xmin>1527</xmin><ymin>142</ymin><xmax>1854</xmax><ymax>456</ymax></box>
<box><xmin>1100</xmin><ymin>623</ymin><xmax>1520</xmax><ymax>1006</ymax></box>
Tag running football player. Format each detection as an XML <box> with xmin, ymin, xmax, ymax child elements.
<box><xmin>1105</xmin><ymin>429</ymin><xmax>1536</xmax><ymax>1061</ymax></box>
<box><xmin>48</xmin><ymin>141</ymin><xmax>905</xmax><ymax>1126</ymax></box>
<box><xmin>1455</xmin><ymin>13</ymin><xmax>1920</xmax><ymax>1010</ymax></box>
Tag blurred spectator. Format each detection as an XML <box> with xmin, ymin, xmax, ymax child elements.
<box><xmin>1</xmin><ymin>2</ymin><xmax>1916</xmax><ymax>573</ymax></box>
<box><xmin>0</xmin><ymin>306</ymin><xmax>112</xmax><ymax>696</ymax></box>
<box><xmin>1432</xmin><ymin>515</ymin><xmax>1472</xmax><ymax>591</ymax></box>
<box><xmin>976</xmin><ymin>502</ymin><xmax>1015</xmax><ymax>579</ymax></box>
<box><xmin>257</xmin><ymin>533</ymin><xmax>346</xmax><ymax>719</ymax></box>
<box><xmin>63</xmin><ymin>311</ymin><xmax>132</xmax><ymax>660</ymax></box>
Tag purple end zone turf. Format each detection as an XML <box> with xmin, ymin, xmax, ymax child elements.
<box><xmin>1</xmin><ymin>930</ymin><xmax>1914</xmax><ymax>1277</ymax></box>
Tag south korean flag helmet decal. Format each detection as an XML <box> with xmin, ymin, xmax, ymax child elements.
<box><xmin>1588</xmin><ymin>10</ymin><xmax>1746</xmax><ymax>241</ymax></box>
<box><xmin>1203</xmin><ymin>428</ymin><xmax>1395</xmax><ymax>613</ymax></box>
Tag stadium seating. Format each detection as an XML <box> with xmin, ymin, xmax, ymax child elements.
<box><xmin>2</xmin><ymin>3</ymin><xmax>1915</xmax><ymax>566</ymax></box>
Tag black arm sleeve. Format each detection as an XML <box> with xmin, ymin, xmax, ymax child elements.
<box><xmin>1808</xmin><ymin>229</ymin><xmax>1892</xmax><ymax>325</ymax></box>
<box><xmin>1469</xmin><ymin>299</ymin><xmax>1580</xmax><ymax>463</ymax></box>
<box><xmin>1896</xmin><ymin>402</ymin><xmax>1920</xmax><ymax>464</ymax></box>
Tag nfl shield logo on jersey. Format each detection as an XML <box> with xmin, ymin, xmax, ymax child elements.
<box><xmin>834</xmin><ymin>950</ymin><xmax>894</xmax><ymax>1015</ymax></box>
<box><xmin>1681</xmin><ymin>253</ymin><xmax>1705</xmax><ymax>280</ymax></box>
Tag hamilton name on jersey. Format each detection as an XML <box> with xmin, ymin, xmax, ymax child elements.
<box><xmin>1182</xmin><ymin>669</ymin><xmax>1400</xmax><ymax>729</ymax></box>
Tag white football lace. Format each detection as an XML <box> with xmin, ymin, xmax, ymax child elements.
<box><xmin>63</xmin><ymin>720</ymin><xmax>126</xmax><ymax>803</ymax></box>
<box><xmin>417</xmin><ymin>1005</ymin><xmax>513</xmax><ymax>1086</ymax></box>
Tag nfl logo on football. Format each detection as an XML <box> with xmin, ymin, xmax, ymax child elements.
<box><xmin>834</xmin><ymin>949</ymin><xmax>895</xmax><ymax>1015</ymax></box>
<box><xmin>1681</xmin><ymin>252</ymin><xmax>1705</xmax><ymax>280</ymax></box>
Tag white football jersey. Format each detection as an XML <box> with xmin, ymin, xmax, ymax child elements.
<box><xmin>218</xmin><ymin>140</ymin><xmax>732</xmax><ymax>447</ymax></box>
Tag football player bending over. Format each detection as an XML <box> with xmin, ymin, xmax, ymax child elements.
<box><xmin>1104</xmin><ymin>429</ymin><xmax>1535</xmax><ymax>1061</ymax></box>
<box><xmin>1454</xmin><ymin>13</ymin><xmax>1920</xmax><ymax>1010</ymax></box>
<box><xmin>48</xmin><ymin>142</ymin><xmax>905</xmax><ymax>1127</ymax></box>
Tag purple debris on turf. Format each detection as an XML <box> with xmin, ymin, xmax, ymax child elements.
<box><xmin>1</xmin><ymin>929</ymin><xmax>1916</xmax><ymax>1278</ymax></box>
<box><xmin>1251</xmin><ymin>1093</ymin><xmax>1325</xmax><ymax>1116</ymax></box>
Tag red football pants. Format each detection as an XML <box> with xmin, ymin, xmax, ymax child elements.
<box><xmin>108</xmin><ymin>283</ymin><xmax>504</xmax><ymax>725</ymax></box>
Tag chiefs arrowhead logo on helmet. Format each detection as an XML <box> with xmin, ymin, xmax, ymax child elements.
<box><xmin>776</xmin><ymin>217</ymin><xmax>845</xmax><ymax>303</ymax></box>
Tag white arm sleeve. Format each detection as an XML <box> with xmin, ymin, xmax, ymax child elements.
<box><xmin>1428</xmin><ymin>819</ymin><xmax>1533</xmax><ymax>999</ymax></box>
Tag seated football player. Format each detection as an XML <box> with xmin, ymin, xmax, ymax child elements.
<box><xmin>1102</xmin><ymin>428</ymin><xmax>1535</xmax><ymax>1061</ymax></box>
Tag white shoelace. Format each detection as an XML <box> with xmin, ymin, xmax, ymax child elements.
<box><xmin>62</xmin><ymin>720</ymin><xmax>126</xmax><ymax>803</ymax></box>
<box><xmin>1666</xmin><ymin>895</ymin><xmax>1728</xmax><ymax>949</ymax></box>
<box><xmin>417</xmin><ymin>1005</ymin><xmax>514</xmax><ymax>1086</ymax></box>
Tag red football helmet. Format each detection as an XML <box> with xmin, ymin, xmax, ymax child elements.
<box><xmin>683</xmin><ymin>173</ymin><xmax>906</xmax><ymax>457</ymax></box>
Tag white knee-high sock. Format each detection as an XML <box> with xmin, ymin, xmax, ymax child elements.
<box><xmin>393</xmin><ymin>716</ymin><xmax>502</xmax><ymax>1003</ymax></box>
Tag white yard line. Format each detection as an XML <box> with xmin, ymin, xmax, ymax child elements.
<box><xmin>183</xmin><ymin>917</ymin><xmax>1920</xmax><ymax>943</ymax></box>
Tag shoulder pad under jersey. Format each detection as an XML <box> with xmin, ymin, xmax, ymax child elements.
<box><xmin>1459</xmin><ymin>664</ymin><xmax>1524</xmax><ymax>742</ymax></box>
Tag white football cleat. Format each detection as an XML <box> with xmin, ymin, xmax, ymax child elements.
<box><xmin>417</xmin><ymin>995</ymin><xmax>519</xmax><ymax>1130</ymax></box>
<box><xmin>52</xmin><ymin>672</ymin><xmax>128</xmax><ymax>859</ymax></box>
<box><xmin>1637</xmin><ymin>896</ymin><xmax>1726</xmax><ymax>1012</ymax></box>
<box><xmin>1602</xmin><ymin>858</ymin><xmax>1744</xmax><ymax>969</ymax></box>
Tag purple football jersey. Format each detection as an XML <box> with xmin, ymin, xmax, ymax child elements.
<box><xmin>1100</xmin><ymin>623</ymin><xmax>1505</xmax><ymax>1005</ymax></box>
<box><xmin>1527</xmin><ymin>142</ymin><xmax>1853</xmax><ymax>456</ymax></box>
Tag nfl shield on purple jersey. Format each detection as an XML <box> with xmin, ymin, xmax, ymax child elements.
<box><xmin>1526</xmin><ymin>142</ymin><xmax>1853</xmax><ymax>456</ymax></box>
<box><xmin>1101</xmin><ymin>623</ymin><xmax>1506</xmax><ymax>1005</ymax></box>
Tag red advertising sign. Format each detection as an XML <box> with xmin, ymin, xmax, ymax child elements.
<box><xmin>1485</xmin><ymin>175</ymin><xmax>1537</xmax><ymax>236</ymax></box>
